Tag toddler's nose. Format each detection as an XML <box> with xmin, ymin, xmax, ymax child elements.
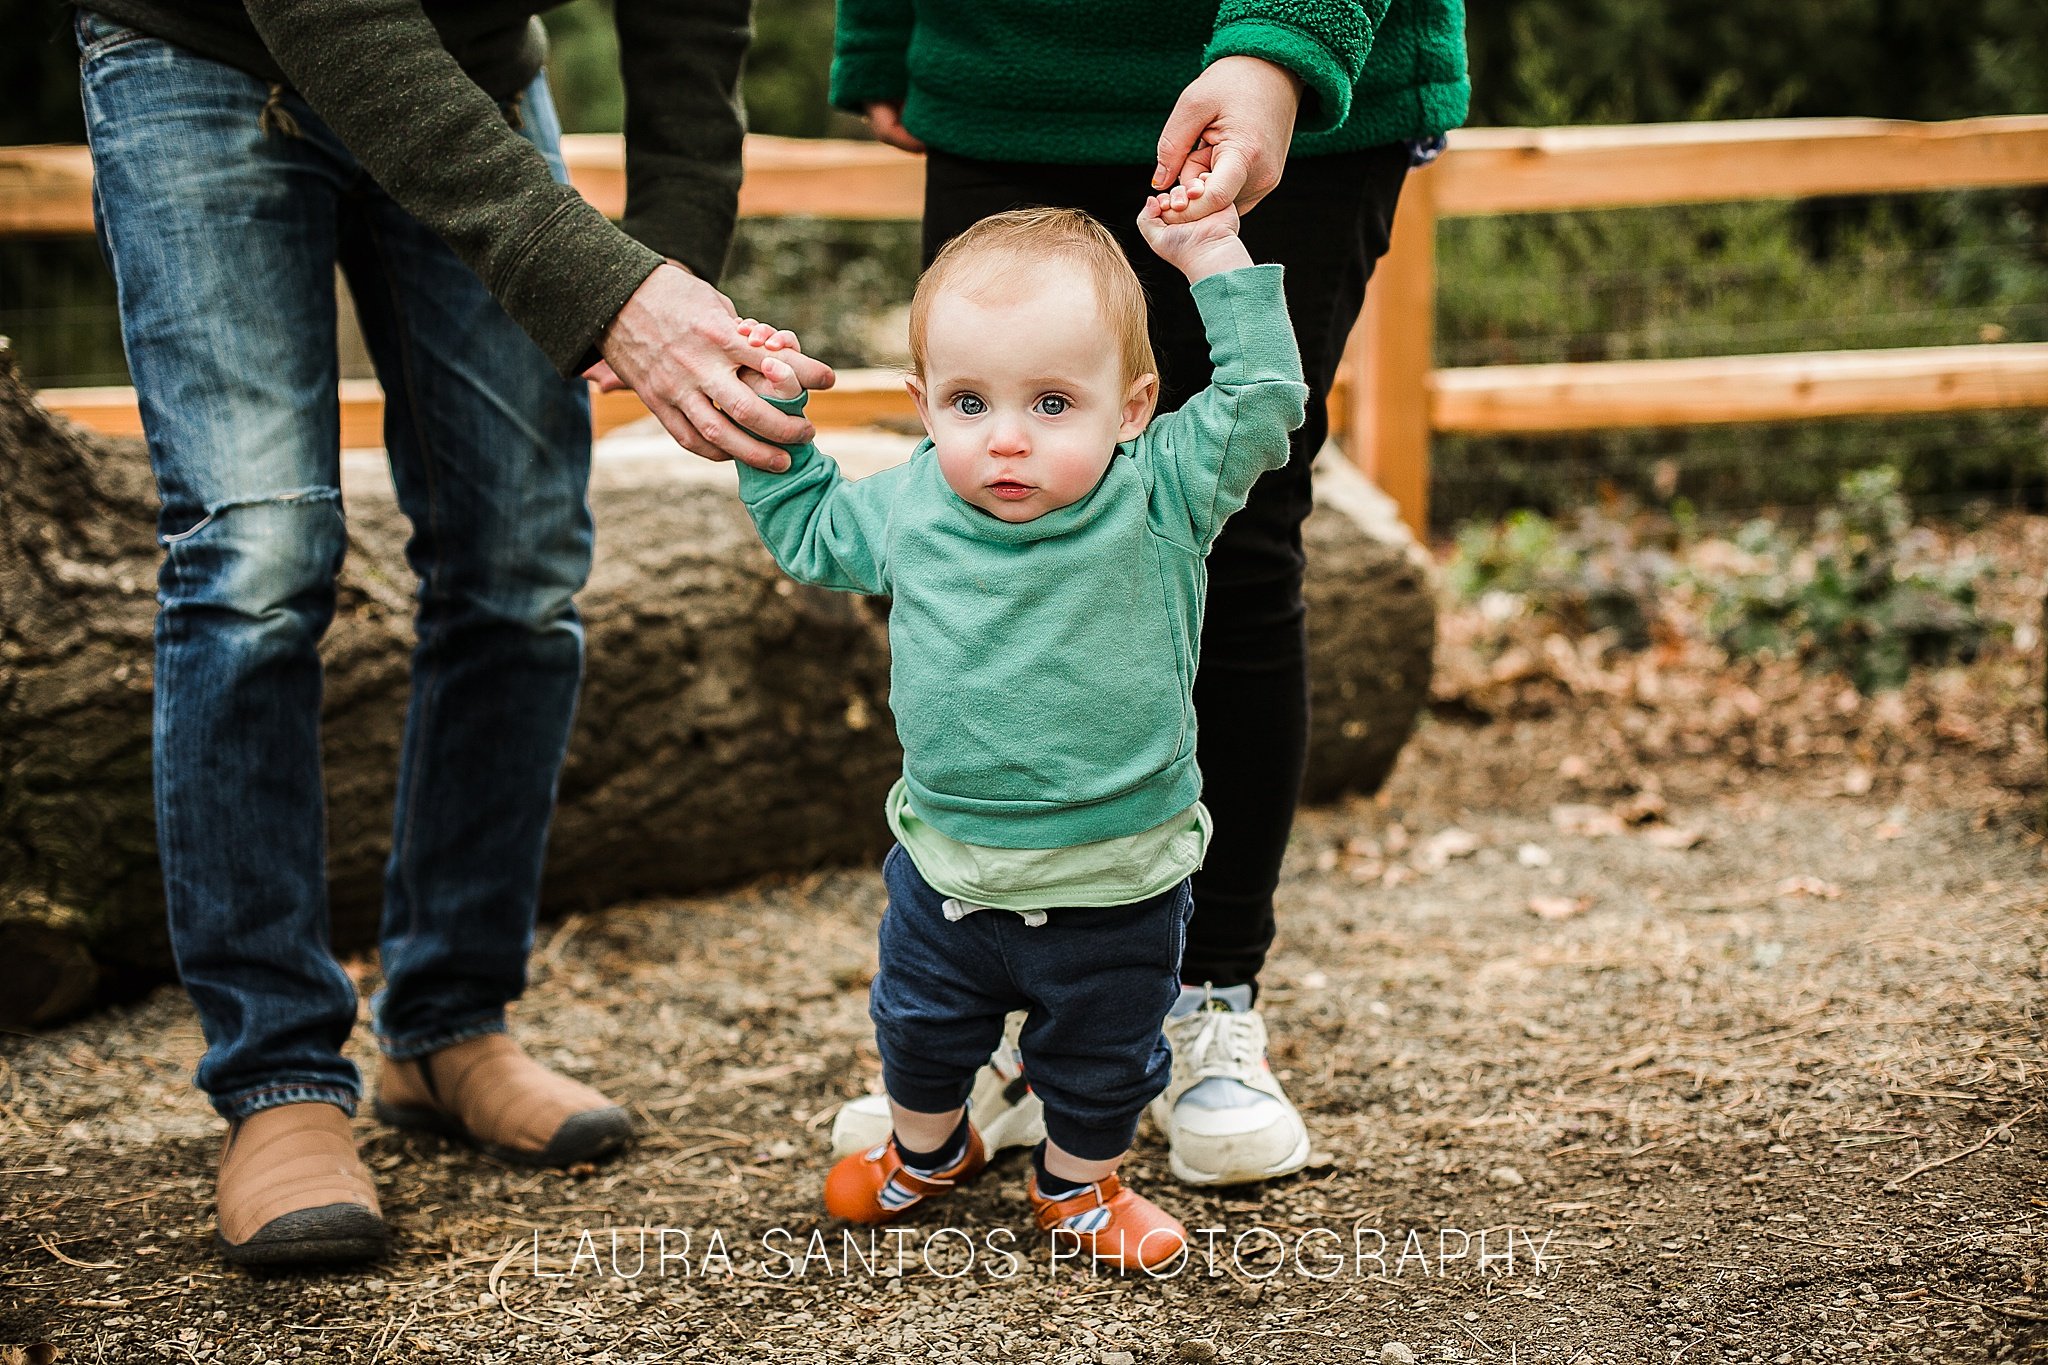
<box><xmin>988</xmin><ymin>420</ymin><xmax>1029</xmax><ymax>458</ymax></box>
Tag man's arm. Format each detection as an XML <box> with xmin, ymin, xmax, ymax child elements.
<box><xmin>242</xmin><ymin>0</ymin><xmax>829</xmax><ymax>469</ymax></box>
<box><xmin>242</xmin><ymin>0</ymin><xmax>670</xmax><ymax>377</ymax></box>
<box><xmin>613</xmin><ymin>1</ymin><xmax>748</xmax><ymax>285</ymax></box>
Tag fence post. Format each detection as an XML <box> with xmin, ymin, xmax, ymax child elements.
<box><xmin>1348</xmin><ymin>167</ymin><xmax>1437</xmax><ymax>538</ymax></box>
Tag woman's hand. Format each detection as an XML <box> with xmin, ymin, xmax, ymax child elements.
<box><xmin>864</xmin><ymin>101</ymin><xmax>925</xmax><ymax>154</ymax></box>
<box><xmin>1151</xmin><ymin>56</ymin><xmax>1303</xmax><ymax>221</ymax></box>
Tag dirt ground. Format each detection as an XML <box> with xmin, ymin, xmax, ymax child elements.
<box><xmin>4</xmin><ymin>517</ymin><xmax>2046</xmax><ymax>1365</ymax></box>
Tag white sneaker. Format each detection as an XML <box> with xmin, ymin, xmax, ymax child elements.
<box><xmin>1150</xmin><ymin>983</ymin><xmax>1312</xmax><ymax>1186</ymax></box>
<box><xmin>828</xmin><ymin>1011</ymin><xmax>1046</xmax><ymax>1160</ymax></box>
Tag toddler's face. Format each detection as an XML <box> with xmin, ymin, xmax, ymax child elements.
<box><xmin>910</xmin><ymin>266</ymin><xmax>1155</xmax><ymax>523</ymax></box>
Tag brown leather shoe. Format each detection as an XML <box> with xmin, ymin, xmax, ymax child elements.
<box><xmin>215</xmin><ymin>1102</ymin><xmax>387</xmax><ymax>1266</ymax></box>
<box><xmin>374</xmin><ymin>1033</ymin><xmax>633</xmax><ymax>1167</ymax></box>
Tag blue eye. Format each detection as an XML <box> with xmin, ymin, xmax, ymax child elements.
<box><xmin>952</xmin><ymin>393</ymin><xmax>986</xmax><ymax>416</ymax></box>
<box><xmin>1036</xmin><ymin>395</ymin><xmax>1070</xmax><ymax>416</ymax></box>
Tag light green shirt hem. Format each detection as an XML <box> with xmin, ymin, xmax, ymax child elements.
<box><xmin>887</xmin><ymin>779</ymin><xmax>1210</xmax><ymax>913</ymax></box>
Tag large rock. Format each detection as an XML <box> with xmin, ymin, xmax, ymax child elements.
<box><xmin>0</xmin><ymin>356</ymin><xmax>1433</xmax><ymax>1025</ymax></box>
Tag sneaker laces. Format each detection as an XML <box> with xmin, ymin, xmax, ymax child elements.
<box><xmin>1177</xmin><ymin>1004</ymin><xmax>1266</xmax><ymax>1084</ymax></box>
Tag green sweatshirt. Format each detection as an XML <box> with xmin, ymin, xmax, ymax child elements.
<box><xmin>830</xmin><ymin>0</ymin><xmax>1468</xmax><ymax>164</ymax></box>
<box><xmin>80</xmin><ymin>0</ymin><xmax>751</xmax><ymax>376</ymax></box>
<box><xmin>737</xmin><ymin>264</ymin><xmax>1307</xmax><ymax>852</ymax></box>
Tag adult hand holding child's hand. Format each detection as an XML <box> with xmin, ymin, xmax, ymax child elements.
<box><xmin>732</xmin><ymin>318</ymin><xmax>809</xmax><ymax>403</ymax></box>
<box><xmin>593</xmin><ymin>263</ymin><xmax>835</xmax><ymax>472</ymax></box>
<box><xmin>1138</xmin><ymin>182</ymin><xmax>1254</xmax><ymax>283</ymax></box>
<box><xmin>1151</xmin><ymin>55</ymin><xmax>1304</xmax><ymax>221</ymax></box>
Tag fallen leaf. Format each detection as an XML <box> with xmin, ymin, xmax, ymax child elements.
<box><xmin>1528</xmin><ymin>894</ymin><xmax>1590</xmax><ymax>920</ymax></box>
<box><xmin>1551</xmin><ymin>804</ymin><xmax>1625</xmax><ymax>838</ymax></box>
<box><xmin>1615</xmin><ymin>790</ymin><xmax>1667</xmax><ymax>825</ymax></box>
<box><xmin>1934</xmin><ymin>715</ymin><xmax>1980</xmax><ymax>745</ymax></box>
<box><xmin>1644</xmin><ymin>827</ymin><xmax>1705</xmax><ymax>850</ymax></box>
<box><xmin>1420</xmin><ymin>827</ymin><xmax>1481</xmax><ymax>867</ymax></box>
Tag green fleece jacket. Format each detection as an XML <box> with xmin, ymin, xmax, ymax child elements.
<box><xmin>80</xmin><ymin>0</ymin><xmax>750</xmax><ymax>376</ymax></box>
<box><xmin>831</xmin><ymin>0</ymin><xmax>1467</xmax><ymax>164</ymax></box>
<box><xmin>736</xmin><ymin>264</ymin><xmax>1307</xmax><ymax>849</ymax></box>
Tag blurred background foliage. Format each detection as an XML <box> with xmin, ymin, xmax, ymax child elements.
<box><xmin>3</xmin><ymin>0</ymin><xmax>2044</xmax><ymax>527</ymax></box>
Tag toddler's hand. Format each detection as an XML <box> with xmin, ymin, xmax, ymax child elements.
<box><xmin>1138</xmin><ymin>179</ymin><xmax>1254</xmax><ymax>283</ymax></box>
<box><xmin>733</xmin><ymin>317</ymin><xmax>807</xmax><ymax>402</ymax></box>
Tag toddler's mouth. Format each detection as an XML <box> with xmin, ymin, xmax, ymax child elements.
<box><xmin>988</xmin><ymin>480</ymin><xmax>1036</xmax><ymax>501</ymax></box>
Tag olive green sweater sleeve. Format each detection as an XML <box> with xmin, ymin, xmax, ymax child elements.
<box><xmin>241</xmin><ymin>0</ymin><xmax>750</xmax><ymax>376</ymax></box>
<box><xmin>614</xmin><ymin>1</ymin><xmax>748</xmax><ymax>286</ymax></box>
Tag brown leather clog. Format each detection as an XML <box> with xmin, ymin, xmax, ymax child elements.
<box><xmin>215</xmin><ymin>1102</ymin><xmax>387</xmax><ymax>1266</ymax></box>
<box><xmin>375</xmin><ymin>1033</ymin><xmax>632</xmax><ymax>1167</ymax></box>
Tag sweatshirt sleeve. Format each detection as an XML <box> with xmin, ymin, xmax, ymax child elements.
<box><xmin>240</xmin><ymin>0</ymin><xmax>750</xmax><ymax>377</ymax></box>
<box><xmin>735</xmin><ymin>395</ymin><xmax>899</xmax><ymax>596</ymax></box>
<box><xmin>1204</xmin><ymin>0</ymin><xmax>1384</xmax><ymax>135</ymax></box>
<box><xmin>830</xmin><ymin>0</ymin><xmax>916</xmax><ymax>113</ymax></box>
<box><xmin>614</xmin><ymin>0</ymin><xmax>749</xmax><ymax>285</ymax></box>
<box><xmin>1137</xmin><ymin>264</ymin><xmax>1308</xmax><ymax>549</ymax></box>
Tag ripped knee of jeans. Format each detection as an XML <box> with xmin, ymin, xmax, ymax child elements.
<box><xmin>158</xmin><ymin>487</ymin><xmax>346</xmax><ymax>620</ymax></box>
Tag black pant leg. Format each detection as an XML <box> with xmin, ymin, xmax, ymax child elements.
<box><xmin>1184</xmin><ymin>143</ymin><xmax>1409</xmax><ymax>992</ymax></box>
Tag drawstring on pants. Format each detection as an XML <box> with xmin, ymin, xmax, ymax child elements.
<box><xmin>258</xmin><ymin>84</ymin><xmax>303</xmax><ymax>140</ymax></box>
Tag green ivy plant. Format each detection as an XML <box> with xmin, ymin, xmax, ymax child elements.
<box><xmin>1701</xmin><ymin>467</ymin><xmax>1993</xmax><ymax>692</ymax></box>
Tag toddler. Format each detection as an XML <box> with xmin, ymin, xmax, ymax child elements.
<box><xmin>733</xmin><ymin>188</ymin><xmax>1306</xmax><ymax>1272</ymax></box>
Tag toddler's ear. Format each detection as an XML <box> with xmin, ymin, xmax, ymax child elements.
<box><xmin>1120</xmin><ymin>372</ymin><xmax>1160</xmax><ymax>440</ymax></box>
<box><xmin>905</xmin><ymin>373</ymin><xmax>933</xmax><ymax>434</ymax></box>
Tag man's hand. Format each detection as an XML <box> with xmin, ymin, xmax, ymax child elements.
<box><xmin>1151</xmin><ymin>56</ymin><xmax>1304</xmax><ymax>221</ymax></box>
<box><xmin>863</xmin><ymin>101</ymin><xmax>925</xmax><ymax>154</ymax></box>
<box><xmin>596</xmin><ymin>263</ymin><xmax>837</xmax><ymax>471</ymax></box>
<box><xmin>1138</xmin><ymin>182</ymin><xmax>1253</xmax><ymax>283</ymax></box>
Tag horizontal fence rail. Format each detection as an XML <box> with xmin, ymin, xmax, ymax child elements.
<box><xmin>8</xmin><ymin>116</ymin><xmax>2048</xmax><ymax>531</ymax></box>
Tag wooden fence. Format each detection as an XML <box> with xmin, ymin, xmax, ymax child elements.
<box><xmin>7</xmin><ymin>115</ymin><xmax>2048</xmax><ymax>533</ymax></box>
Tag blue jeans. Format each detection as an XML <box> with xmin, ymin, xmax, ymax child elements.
<box><xmin>79</xmin><ymin>12</ymin><xmax>594</xmax><ymax>1120</ymax></box>
<box><xmin>871</xmin><ymin>846</ymin><xmax>1194</xmax><ymax>1161</ymax></box>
